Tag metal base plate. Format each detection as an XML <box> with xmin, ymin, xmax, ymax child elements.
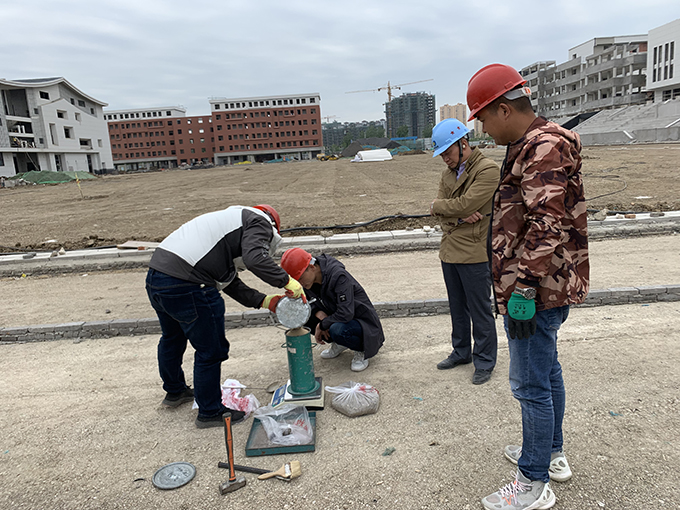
<box><xmin>152</xmin><ymin>462</ymin><xmax>196</xmax><ymax>490</ymax></box>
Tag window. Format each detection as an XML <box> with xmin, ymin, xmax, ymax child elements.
<box><xmin>198</xmin><ymin>118</ymin><xmax>203</xmax><ymax>123</ymax></box>
<box><xmin>78</xmin><ymin>100</ymin><xmax>86</xmax><ymax>107</ymax></box>
<box><xmin>0</xmin><ymin>153</ymin><xmax>4</xmax><ymax>166</ymax></box>
<box><xmin>188</xmin><ymin>129</ymin><xmax>193</xmax><ymax>134</ymax></box>
<box><xmin>199</xmin><ymin>129</ymin><xmax>204</xmax><ymax>133</ymax></box>
<box><xmin>40</xmin><ymin>91</ymin><xmax>49</xmax><ymax>100</ymax></box>
<box><xmin>75</xmin><ymin>113</ymin><xmax>81</xmax><ymax>122</ymax></box>
<box><xmin>177</xmin><ymin>129</ymin><xmax>182</xmax><ymax>134</ymax></box>
<box><xmin>64</xmin><ymin>127</ymin><xmax>73</xmax><ymax>139</ymax></box>
<box><xmin>166</xmin><ymin>111</ymin><xmax>172</xmax><ymax>116</ymax></box>
<box><xmin>57</xmin><ymin>110</ymin><xmax>66</xmax><ymax>119</ymax></box>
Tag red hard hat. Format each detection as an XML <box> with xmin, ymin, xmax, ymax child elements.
<box><xmin>253</xmin><ymin>204</ymin><xmax>281</xmax><ymax>233</ymax></box>
<box><xmin>467</xmin><ymin>63</ymin><xmax>526</xmax><ymax>121</ymax></box>
<box><xmin>280</xmin><ymin>247</ymin><xmax>312</xmax><ymax>280</ymax></box>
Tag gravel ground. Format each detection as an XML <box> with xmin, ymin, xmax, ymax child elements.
<box><xmin>1</xmin><ymin>303</ymin><xmax>679</xmax><ymax>509</ymax></box>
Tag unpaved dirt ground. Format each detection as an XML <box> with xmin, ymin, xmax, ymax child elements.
<box><xmin>1</xmin><ymin>144</ymin><xmax>680</xmax><ymax>510</ymax></box>
<box><xmin>1</xmin><ymin>235</ymin><xmax>679</xmax><ymax>328</ymax></box>
<box><xmin>1</xmin><ymin>304</ymin><xmax>679</xmax><ymax>510</ymax></box>
<box><xmin>2</xmin><ymin>144</ymin><xmax>680</xmax><ymax>252</ymax></box>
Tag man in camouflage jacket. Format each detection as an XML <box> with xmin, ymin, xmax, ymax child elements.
<box><xmin>468</xmin><ymin>64</ymin><xmax>589</xmax><ymax>510</ymax></box>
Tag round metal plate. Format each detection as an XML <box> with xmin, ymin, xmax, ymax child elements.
<box><xmin>152</xmin><ymin>462</ymin><xmax>196</xmax><ymax>490</ymax></box>
<box><xmin>275</xmin><ymin>296</ymin><xmax>311</xmax><ymax>329</ymax></box>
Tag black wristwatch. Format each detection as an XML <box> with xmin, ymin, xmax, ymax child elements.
<box><xmin>513</xmin><ymin>286</ymin><xmax>537</xmax><ymax>300</ymax></box>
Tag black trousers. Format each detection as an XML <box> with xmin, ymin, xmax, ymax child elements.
<box><xmin>441</xmin><ymin>261</ymin><xmax>498</xmax><ymax>370</ymax></box>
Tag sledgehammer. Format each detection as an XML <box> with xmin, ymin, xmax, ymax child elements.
<box><xmin>219</xmin><ymin>412</ymin><xmax>247</xmax><ymax>494</ymax></box>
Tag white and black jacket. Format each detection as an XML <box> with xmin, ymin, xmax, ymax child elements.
<box><xmin>149</xmin><ymin>206</ymin><xmax>289</xmax><ymax>308</ymax></box>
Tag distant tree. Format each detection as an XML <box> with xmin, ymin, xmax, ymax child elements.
<box><xmin>341</xmin><ymin>133</ymin><xmax>353</xmax><ymax>149</ymax></box>
<box><xmin>365</xmin><ymin>125</ymin><xmax>381</xmax><ymax>138</ymax></box>
<box><xmin>396</xmin><ymin>125</ymin><xmax>409</xmax><ymax>137</ymax></box>
<box><xmin>423</xmin><ymin>123</ymin><xmax>433</xmax><ymax>138</ymax></box>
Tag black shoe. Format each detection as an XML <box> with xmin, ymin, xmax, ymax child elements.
<box><xmin>472</xmin><ymin>368</ymin><xmax>493</xmax><ymax>385</ymax></box>
<box><xmin>437</xmin><ymin>357</ymin><xmax>472</xmax><ymax>370</ymax></box>
<box><xmin>195</xmin><ymin>408</ymin><xmax>246</xmax><ymax>429</ymax></box>
<box><xmin>162</xmin><ymin>387</ymin><xmax>194</xmax><ymax>407</ymax></box>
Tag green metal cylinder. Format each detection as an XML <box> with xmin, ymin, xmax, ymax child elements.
<box><xmin>285</xmin><ymin>327</ymin><xmax>320</xmax><ymax>395</ymax></box>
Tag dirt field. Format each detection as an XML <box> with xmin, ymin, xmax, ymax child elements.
<box><xmin>2</xmin><ymin>144</ymin><xmax>680</xmax><ymax>509</ymax></box>
<box><xmin>2</xmin><ymin>144</ymin><xmax>680</xmax><ymax>252</ymax></box>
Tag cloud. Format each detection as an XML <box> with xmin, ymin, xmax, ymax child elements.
<box><xmin>2</xmin><ymin>0</ymin><xmax>679</xmax><ymax>121</ymax></box>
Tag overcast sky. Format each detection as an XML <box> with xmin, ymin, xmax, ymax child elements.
<box><xmin>3</xmin><ymin>1</ymin><xmax>679</xmax><ymax>123</ymax></box>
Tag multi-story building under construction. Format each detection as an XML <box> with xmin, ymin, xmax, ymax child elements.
<box><xmin>386</xmin><ymin>92</ymin><xmax>435</xmax><ymax>138</ymax></box>
<box><xmin>1</xmin><ymin>77</ymin><xmax>113</xmax><ymax>176</ymax></box>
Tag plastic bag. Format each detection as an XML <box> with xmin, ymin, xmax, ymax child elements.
<box><xmin>252</xmin><ymin>404</ymin><xmax>313</xmax><ymax>446</ymax></box>
<box><xmin>324</xmin><ymin>382</ymin><xmax>380</xmax><ymax>417</ymax></box>
<box><xmin>191</xmin><ymin>379</ymin><xmax>260</xmax><ymax>419</ymax></box>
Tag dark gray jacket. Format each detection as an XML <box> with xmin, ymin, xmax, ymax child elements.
<box><xmin>306</xmin><ymin>254</ymin><xmax>384</xmax><ymax>359</ymax></box>
<box><xmin>149</xmin><ymin>206</ymin><xmax>289</xmax><ymax>308</ymax></box>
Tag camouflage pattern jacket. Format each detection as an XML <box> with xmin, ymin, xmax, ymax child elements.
<box><xmin>491</xmin><ymin>116</ymin><xmax>589</xmax><ymax>315</ymax></box>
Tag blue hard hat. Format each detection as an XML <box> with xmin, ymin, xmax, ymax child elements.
<box><xmin>432</xmin><ymin>118</ymin><xmax>470</xmax><ymax>157</ymax></box>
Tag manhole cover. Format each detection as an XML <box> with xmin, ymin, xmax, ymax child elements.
<box><xmin>152</xmin><ymin>462</ymin><xmax>196</xmax><ymax>490</ymax></box>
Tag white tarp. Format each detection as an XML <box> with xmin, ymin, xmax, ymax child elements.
<box><xmin>351</xmin><ymin>149</ymin><xmax>393</xmax><ymax>162</ymax></box>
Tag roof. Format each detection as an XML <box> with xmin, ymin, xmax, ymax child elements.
<box><xmin>0</xmin><ymin>77</ymin><xmax>108</xmax><ymax>106</ymax></box>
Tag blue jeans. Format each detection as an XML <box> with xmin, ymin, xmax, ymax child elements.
<box><xmin>505</xmin><ymin>305</ymin><xmax>570</xmax><ymax>482</ymax></box>
<box><xmin>146</xmin><ymin>269</ymin><xmax>230</xmax><ymax>418</ymax></box>
<box><xmin>328</xmin><ymin>320</ymin><xmax>363</xmax><ymax>352</ymax></box>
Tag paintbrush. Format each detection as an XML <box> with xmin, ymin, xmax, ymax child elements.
<box><xmin>257</xmin><ymin>460</ymin><xmax>301</xmax><ymax>480</ymax></box>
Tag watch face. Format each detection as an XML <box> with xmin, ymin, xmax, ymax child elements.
<box><xmin>523</xmin><ymin>288</ymin><xmax>536</xmax><ymax>299</ymax></box>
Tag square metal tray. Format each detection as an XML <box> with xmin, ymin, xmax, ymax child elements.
<box><xmin>245</xmin><ymin>412</ymin><xmax>316</xmax><ymax>457</ymax></box>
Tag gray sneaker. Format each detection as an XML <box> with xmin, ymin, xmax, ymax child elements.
<box><xmin>320</xmin><ymin>342</ymin><xmax>348</xmax><ymax>359</ymax></box>
<box><xmin>481</xmin><ymin>470</ymin><xmax>556</xmax><ymax>510</ymax></box>
<box><xmin>504</xmin><ymin>445</ymin><xmax>573</xmax><ymax>482</ymax></box>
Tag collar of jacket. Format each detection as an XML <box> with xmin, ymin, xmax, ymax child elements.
<box><xmin>505</xmin><ymin>116</ymin><xmax>548</xmax><ymax>162</ymax></box>
<box><xmin>450</xmin><ymin>147</ymin><xmax>484</xmax><ymax>190</ymax></box>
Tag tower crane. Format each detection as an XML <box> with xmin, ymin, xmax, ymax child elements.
<box><xmin>346</xmin><ymin>79</ymin><xmax>434</xmax><ymax>137</ymax></box>
<box><xmin>346</xmin><ymin>79</ymin><xmax>434</xmax><ymax>103</ymax></box>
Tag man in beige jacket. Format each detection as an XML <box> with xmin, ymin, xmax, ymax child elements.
<box><xmin>430</xmin><ymin>118</ymin><xmax>499</xmax><ymax>385</ymax></box>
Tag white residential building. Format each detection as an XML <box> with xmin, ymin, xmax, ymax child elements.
<box><xmin>646</xmin><ymin>18</ymin><xmax>680</xmax><ymax>101</ymax></box>
<box><xmin>0</xmin><ymin>77</ymin><xmax>113</xmax><ymax>177</ymax></box>
<box><xmin>520</xmin><ymin>35</ymin><xmax>648</xmax><ymax>121</ymax></box>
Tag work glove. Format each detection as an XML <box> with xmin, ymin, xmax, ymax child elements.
<box><xmin>261</xmin><ymin>294</ymin><xmax>285</xmax><ymax>312</ymax></box>
<box><xmin>507</xmin><ymin>293</ymin><xmax>537</xmax><ymax>340</ymax></box>
<box><xmin>284</xmin><ymin>277</ymin><xmax>304</xmax><ymax>299</ymax></box>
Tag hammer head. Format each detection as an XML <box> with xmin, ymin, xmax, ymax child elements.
<box><xmin>219</xmin><ymin>476</ymin><xmax>247</xmax><ymax>494</ymax></box>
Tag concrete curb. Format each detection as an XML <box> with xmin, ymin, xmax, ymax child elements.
<box><xmin>1</xmin><ymin>285</ymin><xmax>678</xmax><ymax>344</ymax></box>
<box><xmin>1</xmin><ymin>213</ymin><xmax>679</xmax><ymax>277</ymax></box>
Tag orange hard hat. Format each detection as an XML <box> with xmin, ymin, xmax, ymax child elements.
<box><xmin>466</xmin><ymin>63</ymin><xmax>526</xmax><ymax>121</ymax></box>
<box><xmin>253</xmin><ymin>204</ymin><xmax>281</xmax><ymax>233</ymax></box>
<box><xmin>280</xmin><ymin>247</ymin><xmax>312</xmax><ymax>280</ymax></box>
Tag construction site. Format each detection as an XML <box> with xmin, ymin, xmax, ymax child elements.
<box><xmin>1</xmin><ymin>144</ymin><xmax>679</xmax><ymax>509</ymax></box>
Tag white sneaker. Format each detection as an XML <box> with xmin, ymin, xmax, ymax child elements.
<box><xmin>481</xmin><ymin>470</ymin><xmax>556</xmax><ymax>510</ymax></box>
<box><xmin>504</xmin><ymin>445</ymin><xmax>573</xmax><ymax>482</ymax></box>
<box><xmin>350</xmin><ymin>351</ymin><xmax>369</xmax><ymax>372</ymax></box>
<box><xmin>320</xmin><ymin>342</ymin><xmax>348</xmax><ymax>359</ymax></box>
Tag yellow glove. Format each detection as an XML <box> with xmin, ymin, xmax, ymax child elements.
<box><xmin>262</xmin><ymin>294</ymin><xmax>285</xmax><ymax>312</ymax></box>
<box><xmin>284</xmin><ymin>277</ymin><xmax>304</xmax><ymax>299</ymax></box>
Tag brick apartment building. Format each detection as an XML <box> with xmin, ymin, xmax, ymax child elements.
<box><xmin>106</xmin><ymin>93</ymin><xmax>322</xmax><ymax>170</ymax></box>
<box><xmin>105</xmin><ymin>107</ymin><xmax>215</xmax><ymax>171</ymax></box>
<box><xmin>209</xmin><ymin>93</ymin><xmax>322</xmax><ymax>164</ymax></box>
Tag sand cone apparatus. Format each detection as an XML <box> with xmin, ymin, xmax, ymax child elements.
<box><xmin>285</xmin><ymin>327</ymin><xmax>320</xmax><ymax>395</ymax></box>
